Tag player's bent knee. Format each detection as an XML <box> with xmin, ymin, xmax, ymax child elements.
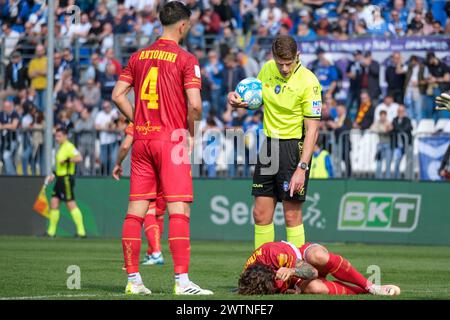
<box><xmin>306</xmin><ymin>246</ymin><xmax>329</xmax><ymax>267</ymax></box>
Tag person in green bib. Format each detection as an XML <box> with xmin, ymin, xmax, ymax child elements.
<box><xmin>310</xmin><ymin>143</ymin><xmax>334</xmax><ymax>179</ymax></box>
<box><xmin>228</xmin><ymin>35</ymin><xmax>321</xmax><ymax>249</ymax></box>
<box><xmin>45</xmin><ymin>128</ymin><xmax>86</xmax><ymax>238</ymax></box>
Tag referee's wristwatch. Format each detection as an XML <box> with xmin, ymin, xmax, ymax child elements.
<box><xmin>297</xmin><ymin>162</ymin><xmax>309</xmax><ymax>171</ymax></box>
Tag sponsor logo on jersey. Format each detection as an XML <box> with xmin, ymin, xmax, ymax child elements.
<box><xmin>135</xmin><ymin>121</ymin><xmax>162</xmax><ymax>135</ymax></box>
<box><xmin>312</xmin><ymin>100</ymin><xmax>322</xmax><ymax>115</ymax></box>
<box><xmin>338</xmin><ymin>192</ymin><xmax>421</xmax><ymax>232</ymax></box>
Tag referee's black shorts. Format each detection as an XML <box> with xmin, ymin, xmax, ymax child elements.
<box><xmin>252</xmin><ymin>137</ymin><xmax>310</xmax><ymax>202</ymax></box>
<box><xmin>52</xmin><ymin>175</ymin><xmax>76</xmax><ymax>201</ymax></box>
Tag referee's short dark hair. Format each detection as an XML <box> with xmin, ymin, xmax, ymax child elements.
<box><xmin>272</xmin><ymin>35</ymin><xmax>297</xmax><ymax>61</ymax></box>
<box><xmin>159</xmin><ymin>1</ymin><xmax>192</xmax><ymax>26</ymax></box>
<box><xmin>56</xmin><ymin>127</ymin><xmax>68</xmax><ymax>135</ymax></box>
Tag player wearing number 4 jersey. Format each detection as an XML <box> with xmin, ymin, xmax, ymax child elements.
<box><xmin>112</xmin><ymin>1</ymin><xmax>212</xmax><ymax>295</ymax></box>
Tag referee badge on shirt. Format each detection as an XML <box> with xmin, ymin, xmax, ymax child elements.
<box><xmin>275</xmin><ymin>85</ymin><xmax>281</xmax><ymax>94</ymax></box>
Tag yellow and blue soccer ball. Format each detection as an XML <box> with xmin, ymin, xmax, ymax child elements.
<box><xmin>235</xmin><ymin>77</ymin><xmax>263</xmax><ymax>110</ymax></box>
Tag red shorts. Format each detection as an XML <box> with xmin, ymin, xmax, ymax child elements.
<box><xmin>130</xmin><ymin>139</ymin><xmax>193</xmax><ymax>202</ymax></box>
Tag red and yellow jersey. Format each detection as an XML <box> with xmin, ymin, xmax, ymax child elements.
<box><xmin>119</xmin><ymin>38</ymin><xmax>202</xmax><ymax>141</ymax></box>
<box><xmin>243</xmin><ymin>242</ymin><xmax>299</xmax><ymax>293</ymax></box>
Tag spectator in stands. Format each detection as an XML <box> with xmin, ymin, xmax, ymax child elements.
<box><xmin>222</xmin><ymin>53</ymin><xmax>246</xmax><ymax>106</ymax></box>
<box><xmin>407</xmin><ymin>10</ymin><xmax>425</xmax><ymax>35</ymax></box>
<box><xmin>424</xmin><ymin>52</ymin><xmax>450</xmax><ymax>120</ymax></box>
<box><xmin>374</xmin><ymin>95</ymin><xmax>400</xmax><ymax>123</ymax></box>
<box><xmin>392</xmin><ymin>104</ymin><xmax>413</xmax><ymax>179</ymax></box>
<box><xmin>99</xmin><ymin>63</ymin><xmax>118</xmax><ymax>102</ymax></box>
<box><xmin>260</xmin><ymin>0</ymin><xmax>282</xmax><ymax>27</ymax></box>
<box><xmin>404</xmin><ymin>55</ymin><xmax>427</xmax><ymax>121</ymax></box>
<box><xmin>28</xmin><ymin>44</ymin><xmax>47</xmax><ymax>112</ymax></box>
<box><xmin>55</xmin><ymin>75</ymin><xmax>78</xmax><ymax>113</ymax></box>
<box><xmin>388</xmin><ymin>10</ymin><xmax>407</xmax><ymax>36</ymax></box>
<box><xmin>188</xmin><ymin>11</ymin><xmax>205</xmax><ymax>49</ymax></box>
<box><xmin>81</xmin><ymin>78</ymin><xmax>101</xmax><ymax>111</ymax></box>
<box><xmin>367</xmin><ymin>5</ymin><xmax>389</xmax><ymax>36</ymax></box>
<box><xmin>240</xmin><ymin>0</ymin><xmax>259</xmax><ymax>35</ymax></box>
<box><xmin>346</xmin><ymin>50</ymin><xmax>364</xmax><ymax>115</ymax></box>
<box><xmin>361</xmin><ymin>51</ymin><xmax>381</xmax><ymax>106</ymax></box>
<box><xmin>354</xmin><ymin>91</ymin><xmax>375</xmax><ymax>130</ymax></box>
<box><xmin>237</xmin><ymin>49</ymin><xmax>259</xmax><ymax>78</ymax></box>
<box><xmin>62</xmin><ymin>48</ymin><xmax>80</xmax><ymax>84</ymax></box>
<box><xmin>386</xmin><ymin>52</ymin><xmax>407</xmax><ymax>104</ymax></box>
<box><xmin>71</xmin><ymin>12</ymin><xmax>92</xmax><ymax>44</ymax></box>
<box><xmin>315</xmin><ymin>14</ymin><xmax>332</xmax><ymax>37</ymax></box>
<box><xmin>296</xmin><ymin>22</ymin><xmax>317</xmax><ymax>41</ymax></box>
<box><xmin>392</xmin><ymin>0</ymin><xmax>409</xmax><ymax>25</ymax></box>
<box><xmin>102</xmin><ymin>49</ymin><xmax>123</xmax><ymax>76</ymax></box>
<box><xmin>30</xmin><ymin>106</ymin><xmax>44</xmax><ymax>175</ymax></box>
<box><xmin>1</xmin><ymin>22</ymin><xmax>20</xmax><ymax>64</ymax></box>
<box><xmin>99</xmin><ymin>22</ymin><xmax>115</xmax><ymax>54</ymax></box>
<box><xmin>202</xmin><ymin>6</ymin><xmax>221</xmax><ymax>48</ymax></box>
<box><xmin>329</xmin><ymin>104</ymin><xmax>353</xmax><ymax>177</ymax></box>
<box><xmin>95</xmin><ymin>100</ymin><xmax>119</xmax><ymax>176</ymax></box>
<box><xmin>354</xmin><ymin>19</ymin><xmax>368</xmax><ymax>37</ymax></box>
<box><xmin>0</xmin><ymin>100</ymin><xmax>20</xmax><ymax>175</ymax></box>
<box><xmin>93</xmin><ymin>2</ymin><xmax>114</xmax><ymax>27</ymax></box>
<box><xmin>205</xmin><ymin>51</ymin><xmax>225</xmax><ymax>114</ymax></box>
<box><xmin>53</xmin><ymin>51</ymin><xmax>66</xmax><ymax>85</ymax></box>
<box><xmin>310</xmin><ymin>48</ymin><xmax>338</xmax><ymax>99</ymax></box>
<box><xmin>84</xmin><ymin>52</ymin><xmax>102</xmax><ymax>83</ymax></box>
<box><xmin>55</xmin><ymin>109</ymin><xmax>74</xmax><ymax>133</ymax></box>
<box><xmin>212</xmin><ymin>0</ymin><xmax>234</xmax><ymax>29</ymax></box>
<box><xmin>310</xmin><ymin>143</ymin><xmax>333</xmax><ymax>179</ymax></box>
<box><xmin>19</xmin><ymin>101</ymin><xmax>34</xmax><ymax>175</ymax></box>
<box><xmin>74</xmin><ymin>107</ymin><xmax>96</xmax><ymax>176</ymax></box>
<box><xmin>371</xmin><ymin>110</ymin><xmax>393</xmax><ymax>179</ymax></box>
<box><xmin>2</xmin><ymin>51</ymin><xmax>29</xmax><ymax>102</ymax></box>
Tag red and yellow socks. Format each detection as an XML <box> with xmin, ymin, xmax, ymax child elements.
<box><xmin>323</xmin><ymin>253</ymin><xmax>371</xmax><ymax>291</ymax></box>
<box><xmin>168</xmin><ymin>214</ymin><xmax>190</xmax><ymax>274</ymax></box>
<box><xmin>122</xmin><ymin>214</ymin><xmax>144</xmax><ymax>274</ymax></box>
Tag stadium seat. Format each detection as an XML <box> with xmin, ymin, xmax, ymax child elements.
<box><xmin>435</xmin><ymin>119</ymin><xmax>450</xmax><ymax>132</ymax></box>
<box><xmin>416</xmin><ymin>119</ymin><xmax>435</xmax><ymax>134</ymax></box>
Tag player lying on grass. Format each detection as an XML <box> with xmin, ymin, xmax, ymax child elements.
<box><xmin>238</xmin><ymin>241</ymin><xmax>401</xmax><ymax>296</ymax></box>
<box><xmin>113</xmin><ymin>122</ymin><xmax>165</xmax><ymax>266</ymax></box>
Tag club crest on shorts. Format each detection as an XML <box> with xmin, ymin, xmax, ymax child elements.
<box><xmin>275</xmin><ymin>85</ymin><xmax>281</xmax><ymax>94</ymax></box>
<box><xmin>283</xmin><ymin>181</ymin><xmax>289</xmax><ymax>192</ymax></box>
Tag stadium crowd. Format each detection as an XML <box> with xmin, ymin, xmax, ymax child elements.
<box><xmin>0</xmin><ymin>0</ymin><xmax>449</xmax><ymax>178</ymax></box>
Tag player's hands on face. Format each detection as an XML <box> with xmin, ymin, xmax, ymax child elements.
<box><xmin>112</xmin><ymin>164</ymin><xmax>123</xmax><ymax>180</ymax></box>
<box><xmin>435</xmin><ymin>93</ymin><xmax>450</xmax><ymax>111</ymax></box>
<box><xmin>276</xmin><ymin>267</ymin><xmax>296</xmax><ymax>282</ymax></box>
<box><xmin>289</xmin><ymin>168</ymin><xmax>306</xmax><ymax>197</ymax></box>
<box><xmin>227</xmin><ymin>92</ymin><xmax>248</xmax><ymax>109</ymax></box>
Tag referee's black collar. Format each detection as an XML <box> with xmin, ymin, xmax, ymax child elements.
<box><xmin>293</xmin><ymin>62</ymin><xmax>302</xmax><ymax>75</ymax></box>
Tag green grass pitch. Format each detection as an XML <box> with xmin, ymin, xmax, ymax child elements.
<box><xmin>0</xmin><ymin>236</ymin><xmax>449</xmax><ymax>300</ymax></box>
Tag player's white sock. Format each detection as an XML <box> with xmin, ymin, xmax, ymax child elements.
<box><xmin>175</xmin><ymin>273</ymin><xmax>190</xmax><ymax>288</ymax></box>
<box><xmin>128</xmin><ymin>272</ymin><xmax>143</xmax><ymax>284</ymax></box>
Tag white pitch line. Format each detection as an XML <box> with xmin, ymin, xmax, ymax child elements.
<box><xmin>0</xmin><ymin>293</ymin><xmax>126</xmax><ymax>300</ymax></box>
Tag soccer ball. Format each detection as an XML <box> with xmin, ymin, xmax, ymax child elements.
<box><xmin>235</xmin><ymin>77</ymin><xmax>263</xmax><ymax>110</ymax></box>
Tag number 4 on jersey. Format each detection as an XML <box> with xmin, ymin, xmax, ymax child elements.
<box><xmin>141</xmin><ymin>67</ymin><xmax>159</xmax><ymax>109</ymax></box>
